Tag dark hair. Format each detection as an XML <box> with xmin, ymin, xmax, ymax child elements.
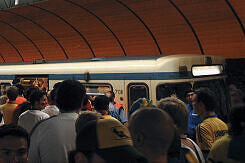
<box><xmin>50</xmin><ymin>89</ymin><xmax>56</xmax><ymax>103</ymax></box>
<box><xmin>53</xmin><ymin>82</ymin><xmax>62</xmax><ymax>90</ymax></box>
<box><xmin>12</xmin><ymin>78</ymin><xmax>20</xmax><ymax>85</ymax></box>
<box><xmin>106</xmin><ymin>91</ymin><xmax>115</xmax><ymax>102</ymax></box>
<box><xmin>184</xmin><ymin>89</ymin><xmax>194</xmax><ymax>97</ymax></box>
<box><xmin>0</xmin><ymin>124</ymin><xmax>29</xmax><ymax>147</ymax></box>
<box><xmin>29</xmin><ymin>90</ymin><xmax>46</xmax><ymax>107</ymax></box>
<box><xmin>15</xmin><ymin>84</ymin><xmax>24</xmax><ymax>96</ymax></box>
<box><xmin>194</xmin><ymin>87</ymin><xmax>216</xmax><ymax>112</ymax></box>
<box><xmin>6</xmin><ymin>86</ymin><xmax>18</xmax><ymax>101</ymax></box>
<box><xmin>94</xmin><ymin>95</ymin><xmax>109</xmax><ymax>112</ymax></box>
<box><xmin>56</xmin><ymin>80</ymin><xmax>86</xmax><ymax>112</ymax></box>
<box><xmin>229</xmin><ymin>104</ymin><xmax>245</xmax><ymax>136</ymax></box>
<box><xmin>24</xmin><ymin>86</ymin><xmax>40</xmax><ymax>100</ymax></box>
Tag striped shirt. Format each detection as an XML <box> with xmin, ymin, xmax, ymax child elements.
<box><xmin>196</xmin><ymin>117</ymin><xmax>228</xmax><ymax>151</ymax></box>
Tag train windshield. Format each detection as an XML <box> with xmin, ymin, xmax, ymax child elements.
<box><xmin>156</xmin><ymin>78</ymin><xmax>230</xmax><ymax>122</ymax></box>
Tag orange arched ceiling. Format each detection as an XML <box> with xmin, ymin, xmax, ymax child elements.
<box><xmin>0</xmin><ymin>0</ymin><xmax>244</xmax><ymax>63</ymax></box>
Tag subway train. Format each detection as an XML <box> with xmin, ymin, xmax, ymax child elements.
<box><xmin>0</xmin><ymin>54</ymin><xmax>230</xmax><ymax>120</ymax></box>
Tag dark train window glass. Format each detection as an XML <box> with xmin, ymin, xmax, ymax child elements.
<box><xmin>156</xmin><ymin>82</ymin><xmax>192</xmax><ymax>102</ymax></box>
<box><xmin>15</xmin><ymin>75</ymin><xmax>49</xmax><ymax>92</ymax></box>
<box><xmin>128</xmin><ymin>83</ymin><xmax>149</xmax><ymax>108</ymax></box>
<box><xmin>0</xmin><ymin>82</ymin><xmax>11</xmax><ymax>96</ymax></box>
<box><xmin>193</xmin><ymin>79</ymin><xmax>231</xmax><ymax>122</ymax></box>
<box><xmin>82</xmin><ymin>83</ymin><xmax>112</xmax><ymax>96</ymax></box>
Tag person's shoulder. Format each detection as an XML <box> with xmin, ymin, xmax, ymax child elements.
<box><xmin>30</xmin><ymin>115</ymin><xmax>58</xmax><ymax>136</ymax></box>
<box><xmin>38</xmin><ymin>111</ymin><xmax>50</xmax><ymax>118</ymax></box>
<box><xmin>19</xmin><ymin>110</ymin><xmax>30</xmax><ymax>117</ymax></box>
<box><xmin>212</xmin><ymin>135</ymin><xmax>231</xmax><ymax>147</ymax></box>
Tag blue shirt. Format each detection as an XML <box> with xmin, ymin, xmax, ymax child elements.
<box><xmin>108</xmin><ymin>102</ymin><xmax>128</xmax><ymax>123</ymax></box>
<box><xmin>187</xmin><ymin>104</ymin><xmax>202</xmax><ymax>138</ymax></box>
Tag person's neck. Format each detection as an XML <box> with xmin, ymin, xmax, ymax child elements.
<box><xmin>147</xmin><ymin>154</ymin><xmax>167</xmax><ymax>163</ymax></box>
<box><xmin>8</xmin><ymin>100</ymin><xmax>16</xmax><ymax>104</ymax></box>
<box><xmin>201</xmin><ymin>111</ymin><xmax>215</xmax><ymax>120</ymax></box>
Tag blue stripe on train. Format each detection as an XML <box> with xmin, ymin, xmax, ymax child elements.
<box><xmin>0</xmin><ymin>72</ymin><xmax>192</xmax><ymax>81</ymax></box>
<box><xmin>0</xmin><ymin>75</ymin><xmax>15</xmax><ymax>80</ymax></box>
<box><xmin>49</xmin><ymin>72</ymin><xmax>192</xmax><ymax>80</ymax></box>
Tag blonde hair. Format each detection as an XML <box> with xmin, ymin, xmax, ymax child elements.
<box><xmin>157</xmin><ymin>97</ymin><xmax>188</xmax><ymax>134</ymax></box>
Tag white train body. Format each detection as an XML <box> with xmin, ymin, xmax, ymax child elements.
<box><xmin>0</xmin><ymin>54</ymin><xmax>230</xmax><ymax>119</ymax></box>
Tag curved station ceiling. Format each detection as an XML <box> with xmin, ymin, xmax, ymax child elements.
<box><xmin>0</xmin><ymin>0</ymin><xmax>244</xmax><ymax>63</ymax></box>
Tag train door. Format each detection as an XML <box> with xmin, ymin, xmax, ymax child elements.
<box><xmin>126</xmin><ymin>81</ymin><xmax>150</xmax><ymax>116</ymax></box>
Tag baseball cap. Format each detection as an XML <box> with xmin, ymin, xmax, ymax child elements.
<box><xmin>76</xmin><ymin>118</ymin><xmax>147</xmax><ymax>162</ymax></box>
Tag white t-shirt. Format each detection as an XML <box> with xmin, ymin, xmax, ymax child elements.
<box><xmin>28</xmin><ymin>113</ymin><xmax>79</xmax><ymax>163</ymax></box>
<box><xmin>18</xmin><ymin>110</ymin><xmax>49</xmax><ymax>133</ymax></box>
<box><xmin>42</xmin><ymin>105</ymin><xmax>60</xmax><ymax>117</ymax></box>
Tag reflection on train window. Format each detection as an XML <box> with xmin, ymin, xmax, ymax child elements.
<box><xmin>128</xmin><ymin>83</ymin><xmax>149</xmax><ymax>108</ymax></box>
<box><xmin>0</xmin><ymin>83</ymin><xmax>11</xmax><ymax>96</ymax></box>
<box><xmin>15</xmin><ymin>75</ymin><xmax>49</xmax><ymax>92</ymax></box>
<box><xmin>156</xmin><ymin>82</ymin><xmax>192</xmax><ymax>102</ymax></box>
<box><xmin>193</xmin><ymin>79</ymin><xmax>230</xmax><ymax>122</ymax></box>
<box><xmin>83</xmin><ymin>83</ymin><xmax>112</xmax><ymax>95</ymax></box>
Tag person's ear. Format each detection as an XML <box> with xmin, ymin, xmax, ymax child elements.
<box><xmin>134</xmin><ymin>132</ymin><xmax>144</xmax><ymax>147</ymax></box>
<box><xmin>74</xmin><ymin>152</ymin><xmax>88</xmax><ymax>163</ymax></box>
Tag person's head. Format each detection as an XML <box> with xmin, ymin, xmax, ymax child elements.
<box><xmin>6</xmin><ymin>86</ymin><xmax>18</xmax><ymax>101</ymax></box>
<box><xmin>93</xmin><ymin>95</ymin><xmax>110</xmax><ymax>113</ymax></box>
<box><xmin>53</xmin><ymin>82</ymin><xmax>61</xmax><ymax>90</ymax></box>
<box><xmin>75</xmin><ymin>111</ymin><xmax>103</xmax><ymax>134</ymax></box>
<box><xmin>157</xmin><ymin>97</ymin><xmax>188</xmax><ymax>135</ymax></box>
<box><xmin>229</xmin><ymin>104</ymin><xmax>245</xmax><ymax>136</ymax></box>
<box><xmin>47</xmin><ymin>89</ymin><xmax>56</xmax><ymax>105</ymax></box>
<box><xmin>0</xmin><ymin>95</ymin><xmax>8</xmax><ymax>105</ymax></box>
<box><xmin>105</xmin><ymin>91</ymin><xmax>115</xmax><ymax>102</ymax></box>
<box><xmin>29</xmin><ymin>90</ymin><xmax>47</xmax><ymax>110</ymax></box>
<box><xmin>129</xmin><ymin>98</ymin><xmax>153</xmax><ymax>117</ymax></box>
<box><xmin>192</xmin><ymin>87</ymin><xmax>216</xmax><ymax>117</ymax></box>
<box><xmin>75</xmin><ymin>118</ymin><xmax>147</xmax><ymax>163</ymax></box>
<box><xmin>229</xmin><ymin>84</ymin><xmax>244</xmax><ymax>107</ymax></box>
<box><xmin>129</xmin><ymin>107</ymin><xmax>175</xmax><ymax>162</ymax></box>
<box><xmin>15</xmin><ymin>84</ymin><xmax>24</xmax><ymax>96</ymax></box>
<box><xmin>56</xmin><ymin>80</ymin><xmax>86</xmax><ymax>112</ymax></box>
<box><xmin>185</xmin><ymin>89</ymin><xmax>194</xmax><ymax>104</ymax></box>
<box><xmin>0</xmin><ymin>124</ymin><xmax>29</xmax><ymax>163</ymax></box>
<box><xmin>12</xmin><ymin>79</ymin><xmax>20</xmax><ymax>85</ymax></box>
<box><xmin>24</xmin><ymin>86</ymin><xmax>39</xmax><ymax>101</ymax></box>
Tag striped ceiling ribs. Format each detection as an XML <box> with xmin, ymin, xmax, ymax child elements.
<box><xmin>0</xmin><ymin>0</ymin><xmax>244</xmax><ymax>63</ymax></box>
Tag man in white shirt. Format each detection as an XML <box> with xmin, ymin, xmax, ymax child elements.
<box><xmin>28</xmin><ymin>79</ymin><xmax>86</xmax><ymax>163</ymax></box>
<box><xmin>18</xmin><ymin>90</ymin><xmax>49</xmax><ymax>133</ymax></box>
<box><xmin>42</xmin><ymin>89</ymin><xmax>59</xmax><ymax>116</ymax></box>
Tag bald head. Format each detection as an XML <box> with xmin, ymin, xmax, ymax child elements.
<box><xmin>129</xmin><ymin>107</ymin><xmax>175</xmax><ymax>159</ymax></box>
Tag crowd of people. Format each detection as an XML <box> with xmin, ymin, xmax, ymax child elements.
<box><xmin>0</xmin><ymin>79</ymin><xmax>244</xmax><ymax>163</ymax></box>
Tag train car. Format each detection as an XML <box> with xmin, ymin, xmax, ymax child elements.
<box><xmin>0</xmin><ymin>54</ymin><xmax>230</xmax><ymax>120</ymax></box>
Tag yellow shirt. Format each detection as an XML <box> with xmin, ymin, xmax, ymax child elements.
<box><xmin>196</xmin><ymin>117</ymin><xmax>228</xmax><ymax>151</ymax></box>
<box><xmin>208</xmin><ymin>135</ymin><xmax>243</xmax><ymax>163</ymax></box>
<box><xmin>1</xmin><ymin>103</ymin><xmax>18</xmax><ymax>124</ymax></box>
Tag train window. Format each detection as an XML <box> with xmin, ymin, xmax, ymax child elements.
<box><xmin>128</xmin><ymin>83</ymin><xmax>149</xmax><ymax>108</ymax></box>
<box><xmin>83</xmin><ymin>83</ymin><xmax>112</xmax><ymax>95</ymax></box>
<box><xmin>156</xmin><ymin>82</ymin><xmax>192</xmax><ymax>102</ymax></box>
<box><xmin>15</xmin><ymin>75</ymin><xmax>49</xmax><ymax>92</ymax></box>
<box><xmin>193</xmin><ymin>79</ymin><xmax>231</xmax><ymax>122</ymax></box>
<box><xmin>0</xmin><ymin>82</ymin><xmax>11</xmax><ymax>96</ymax></box>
